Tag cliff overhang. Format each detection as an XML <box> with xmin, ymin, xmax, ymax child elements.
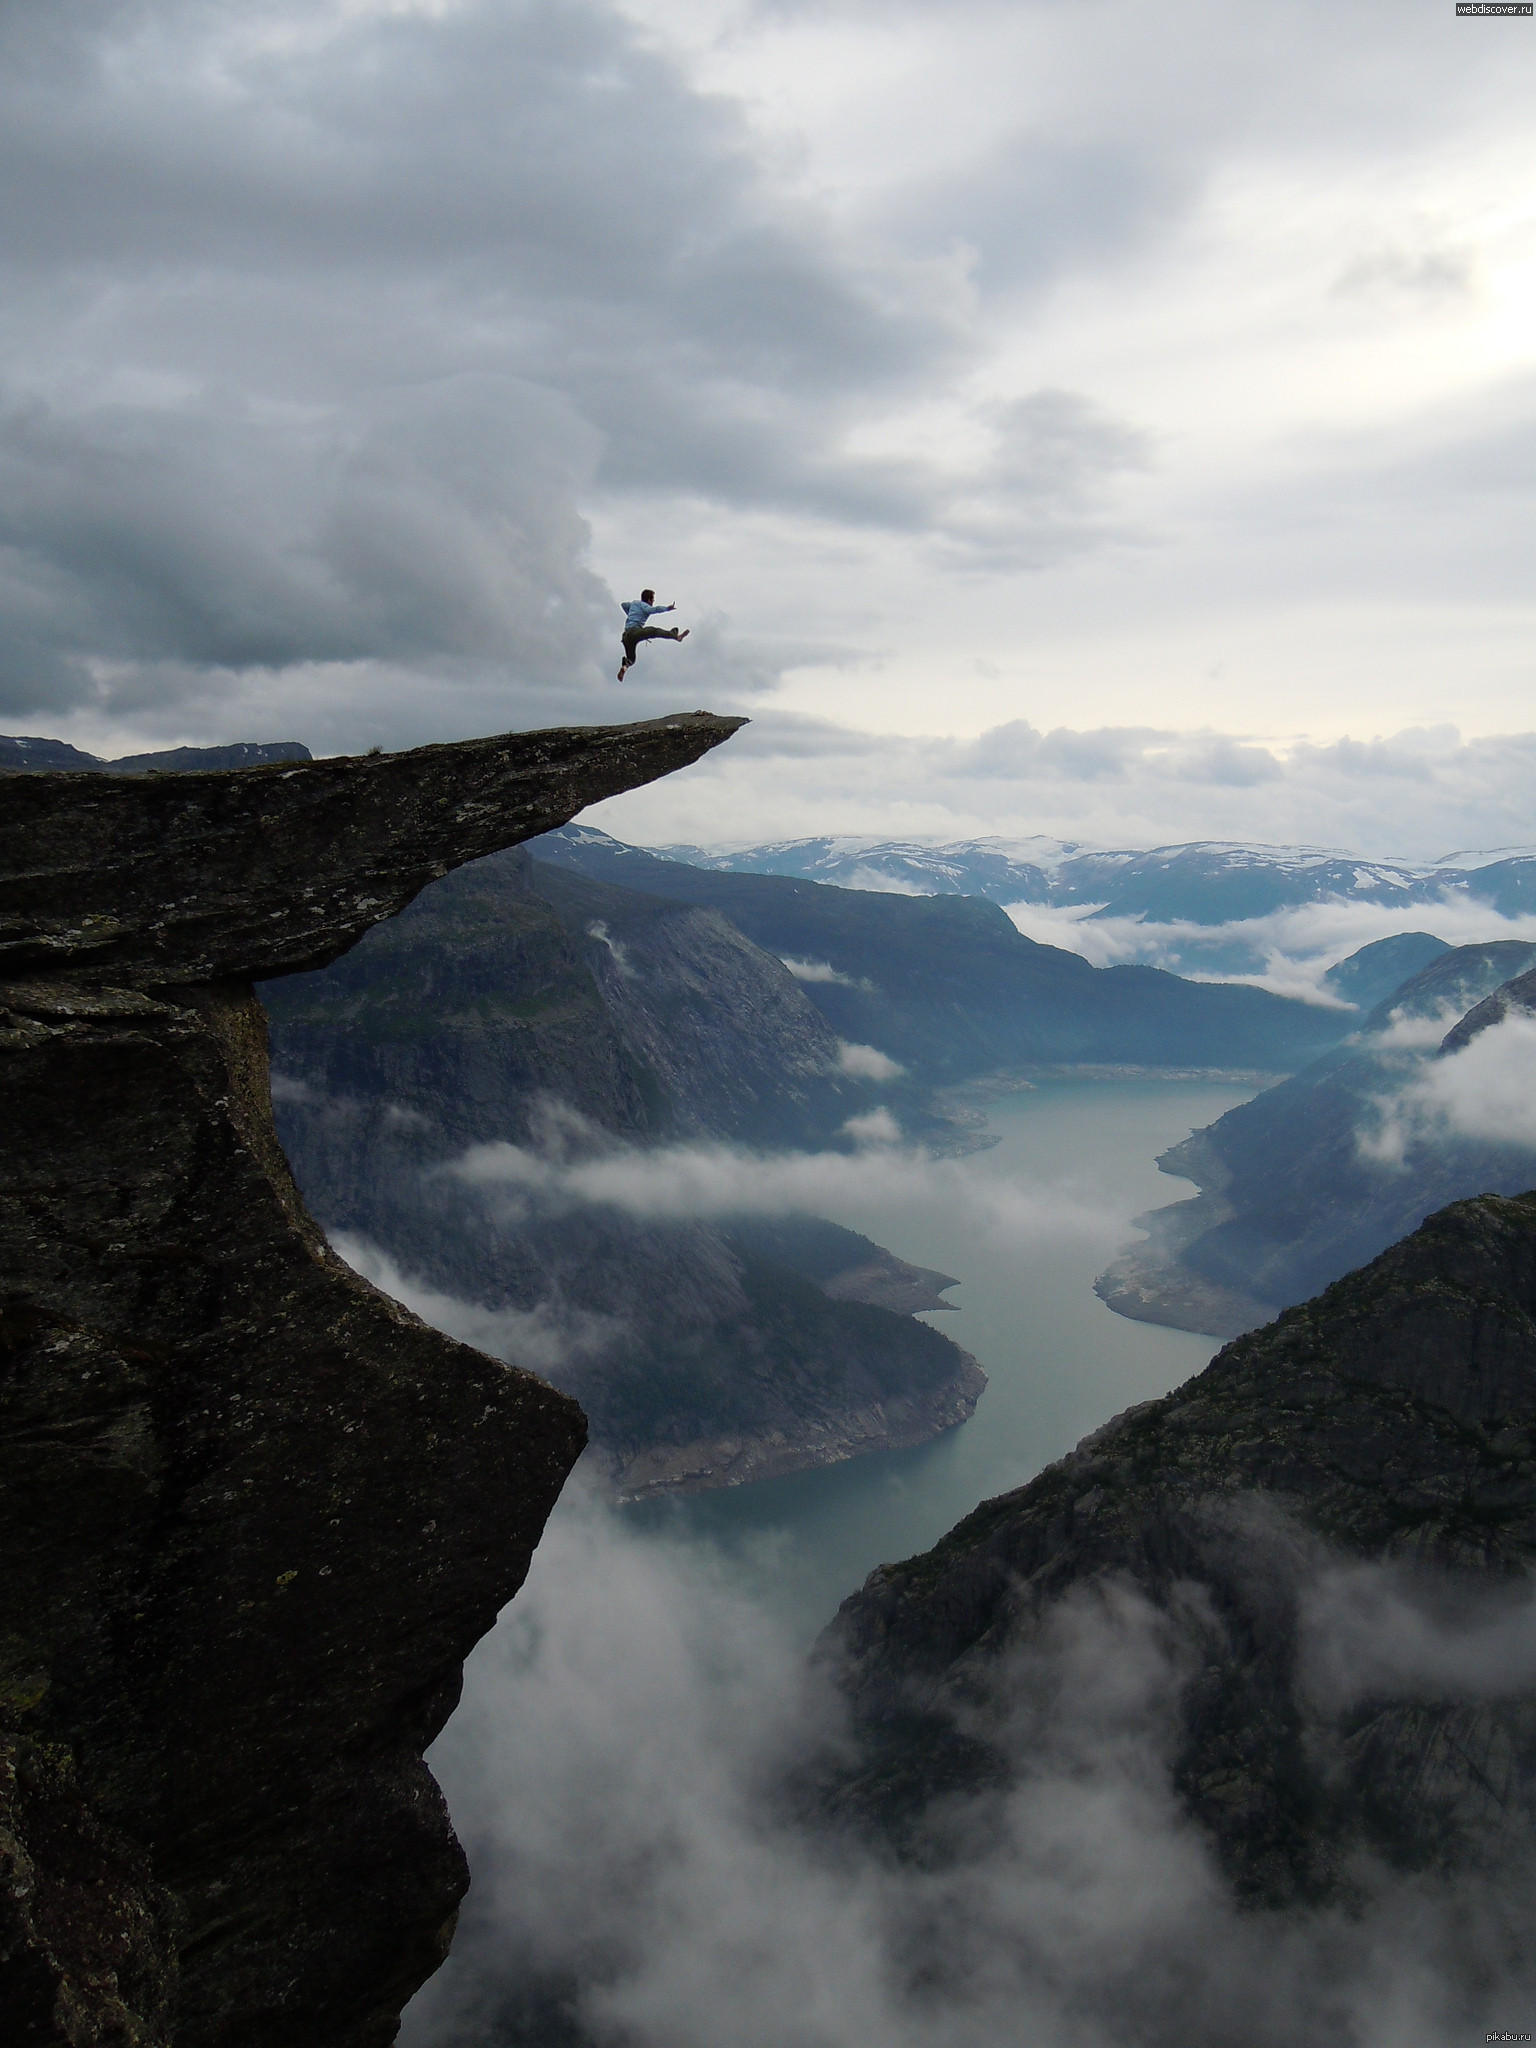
<box><xmin>0</xmin><ymin>715</ymin><xmax>743</xmax><ymax>2047</ymax></box>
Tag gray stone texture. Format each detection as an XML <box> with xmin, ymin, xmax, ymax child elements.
<box><xmin>0</xmin><ymin>715</ymin><xmax>741</xmax><ymax>2047</ymax></box>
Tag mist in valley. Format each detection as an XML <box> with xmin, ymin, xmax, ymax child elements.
<box><xmin>400</xmin><ymin>1480</ymin><xmax>1536</xmax><ymax>2048</ymax></box>
<box><xmin>366</xmin><ymin>1066</ymin><xmax>1536</xmax><ymax>2048</ymax></box>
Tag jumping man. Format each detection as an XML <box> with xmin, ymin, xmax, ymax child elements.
<box><xmin>618</xmin><ymin>589</ymin><xmax>689</xmax><ymax>680</ymax></box>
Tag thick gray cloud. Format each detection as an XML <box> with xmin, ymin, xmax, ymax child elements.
<box><xmin>401</xmin><ymin>1485</ymin><xmax>1536</xmax><ymax>2048</ymax></box>
<box><xmin>3</xmin><ymin>0</ymin><xmax>1530</xmax><ymax>801</ymax></box>
<box><xmin>0</xmin><ymin>0</ymin><xmax>1231</xmax><ymax>742</ymax></box>
<box><xmin>0</xmin><ymin>0</ymin><xmax>1033</xmax><ymax>728</ymax></box>
<box><xmin>0</xmin><ymin>371</ymin><xmax>610</xmax><ymax>694</ymax></box>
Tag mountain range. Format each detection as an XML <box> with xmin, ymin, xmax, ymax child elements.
<box><xmin>12</xmin><ymin>725</ymin><xmax>1536</xmax><ymax>2043</ymax></box>
<box><xmin>0</xmin><ymin>734</ymin><xmax>312</xmax><ymax>774</ymax></box>
<box><xmin>265</xmin><ymin>822</ymin><xmax>1411</xmax><ymax>1497</ymax></box>
<box><xmin>658</xmin><ymin>830</ymin><xmax>1536</xmax><ymax>921</ymax></box>
<box><xmin>531</xmin><ymin>826</ymin><xmax>1354</xmax><ymax>1079</ymax></box>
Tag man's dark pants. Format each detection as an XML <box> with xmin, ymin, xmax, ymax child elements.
<box><xmin>622</xmin><ymin>627</ymin><xmax>675</xmax><ymax>663</ymax></box>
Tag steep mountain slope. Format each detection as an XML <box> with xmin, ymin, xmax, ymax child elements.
<box><xmin>824</xmin><ymin>1188</ymin><xmax>1536</xmax><ymax>1904</ymax></box>
<box><xmin>531</xmin><ymin>828</ymin><xmax>1352</xmax><ymax>1079</ymax></box>
<box><xmin>1444</xmin><ymin>963</ymin><xmax>1536</xmax><ymax>1051</ymax></box>
<box><xmin>1098</xmin><ymin>942</ymin><xmax>1536</xmax><ymax>1335</ymax></box>
<box><xmin>262</xmin><ymin>847</ymin><xmax>985</xmax><ymax>1500</ymax></box>
<box><xmin>1318</xmin><ymin>930</ymin><xmax>1449</xmax><ymax>1011</ymax></box>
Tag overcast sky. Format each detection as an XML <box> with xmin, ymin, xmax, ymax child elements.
<box><xmin>2</xmin><ymin>0</ymin><xmax>1533</xmax><ymax>854</ymax></box>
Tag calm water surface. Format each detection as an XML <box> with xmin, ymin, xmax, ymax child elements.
<box><xmin>626</xmin><ymin>1077</ymin><xmax>1254</xmax><ymax>1638</ymax></box>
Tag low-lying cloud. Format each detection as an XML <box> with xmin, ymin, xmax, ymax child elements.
<box><xmin>442</xmin><ymin>1122</ymin><xmax>1121</xmax><ymax>1255</ymax></box>
<box><xmin>332</xmin><ymin>1232</ymin><xmax>624</xmax><ymax>1378</ymax></box>
<box><xmin>1360</xmin><ymin>1013</ymin><xmax>1536</xmax><ymax>1167</ymax></box>
<box><xmin>1003</xmin><ymin>894</ymin><xmax>1536</xmax><ymax>1004</ymax></box>
<box><xmin>839</xmin><ymin>1106</ymin><xmax>902</xmax><ymax>1146</ymax></box>
<box><xmin>834</xmin><ymin>1039</ymin><xmax>905</xmax><ymax>1081</ymax></box>
<box><xmin>1302</xmin><ymin>1559</ymin><xmax>1536</xmax><ymax>1712</ymax></box>
<box><xmin>781</xmin><ymin>957</ymin><xmax>878</xmax><ymax>993</ymax></box>
<box><xmin>401</xmin><ymin>1484</ymin><xmax>1536</xmax><ymax>2048</ymax></box>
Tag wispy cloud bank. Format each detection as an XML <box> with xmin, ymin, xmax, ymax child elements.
<box><xmin>441</xmin><ymin>1123</ymin><xmax>1120</xmax><ymax>1254</ymax></box>
<box><xmin>1302</xmin><ymin>1559</ymin><xmax>1536</xmax><ymax>1712</ymax></box>
<box><xmin>331</xmin><ymin>1232</ymin><xmax>624</xmax><ymax>1377</ymax></box>
<box><xmin>402</xmin><ymin>1485</ymin><xmax>1536</xmax><ymax>2048</ymax></box>
<box><xmin>1003</xmin><ymin>895</ymin><xmax>1536</xmax><ymax>1002</ymax></box>
<box><xmin>1361</xmin><ymin>1013</ymin><xmax>1536</xmax><ymax>1167</ymax></box>
<box><xmin>781</xmin><ymin>957</ymin><xmax>879</xmax><ymax>992</ymax></box>
<box><xmin>592</xmin><ymin>723</ymin><xmax>1536</xmax><ymax>868</ymax></box>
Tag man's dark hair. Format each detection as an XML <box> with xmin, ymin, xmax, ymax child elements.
<box><xmin>640</xmin><ymin>588</ymin><xmax>655</xmax><ymax>603</ymax></box>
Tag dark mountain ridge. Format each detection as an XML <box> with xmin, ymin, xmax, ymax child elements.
<box><xmin>1318</xmin><ymin>929</ymin><xmax>1449</xmax><ymax>1011</ymax></box>
<box><xmin>824</xmin><ymin>1186</ymin><xmax>1536</xmax><ymax>1906</ymax></box>
<box><xmin>1</xmin><ymin>734</ymin><xmax>312</xmax><ymax>774</ymax></box>
<box><xmin>533</xmin><ymin>827</ymin><xmax>1353</xmax><ymax>1080</ymax></box>
<box><xmin>1098</xmin><ymin>940</ymin><xmax>1536</xmax><ymax>1336</ymax></box>
<box><xmin>262</xmin><ymin>845</ymin><xmax>986</xmax><ymax>1500</ymax></box>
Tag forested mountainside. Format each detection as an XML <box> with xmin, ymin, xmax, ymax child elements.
<box><xmin>531</xmin><ymin>827</ymin><xmax>1353</xmax><ymax>1079</ymax></box>
<box><xmin>262</xmin><ymin>846</ymin><xmax>985</xmax><ymax>1499</ymax></box>
<box><xmin>824</xmin><ymin>1187</ymin><xmax>1536</xmax><ymax>1905</ymax></box>
<box><xmin>1098</xmin><ymin>941</ymin><xmax>1536</xmax><ymax>1336</ymax></box>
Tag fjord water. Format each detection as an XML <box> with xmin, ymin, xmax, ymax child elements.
<box><xmin>628</xmin><ymin>1077</ymin><xmax>1255</xmax><ymax>1636</ymax></box>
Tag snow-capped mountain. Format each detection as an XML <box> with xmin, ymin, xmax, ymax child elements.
<box><xmin>656</xmin><ymin>834</ymin><xmax>1536</xmax><ymax>925</ymax></box>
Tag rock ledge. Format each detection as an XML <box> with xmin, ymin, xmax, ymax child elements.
<box><xmin>0</xmin><ymin>715</ymin><xmax>741</xmax><ymax>2047</ymax></box>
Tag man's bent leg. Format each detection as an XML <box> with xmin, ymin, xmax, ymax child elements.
<box><xmin>620</xmin><ymin>626</ymin><xmax>686</xmax><ymax>676</ymax></box>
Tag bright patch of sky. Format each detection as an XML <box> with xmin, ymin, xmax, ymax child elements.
<box><xmin>2</xmin><ymin>0</ymin><xmax>1533</xmax><ymax>855</ymax></box>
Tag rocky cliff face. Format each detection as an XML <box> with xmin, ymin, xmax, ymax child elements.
<box><xmin>826</xmin><ymin>1188</ymin><xmax>1536</xmax><ymax>1902</ymax></box>
<box><xmin>0</xmin><ymin>715</ymin><xmax>741</xmax><ymax>2047</ymax></box>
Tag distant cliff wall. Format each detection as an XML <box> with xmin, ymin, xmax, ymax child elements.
<box><xmin>0</xmin><ymin>716</ymin><xmax>740</xmax><ymax>2047</ymax></box>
